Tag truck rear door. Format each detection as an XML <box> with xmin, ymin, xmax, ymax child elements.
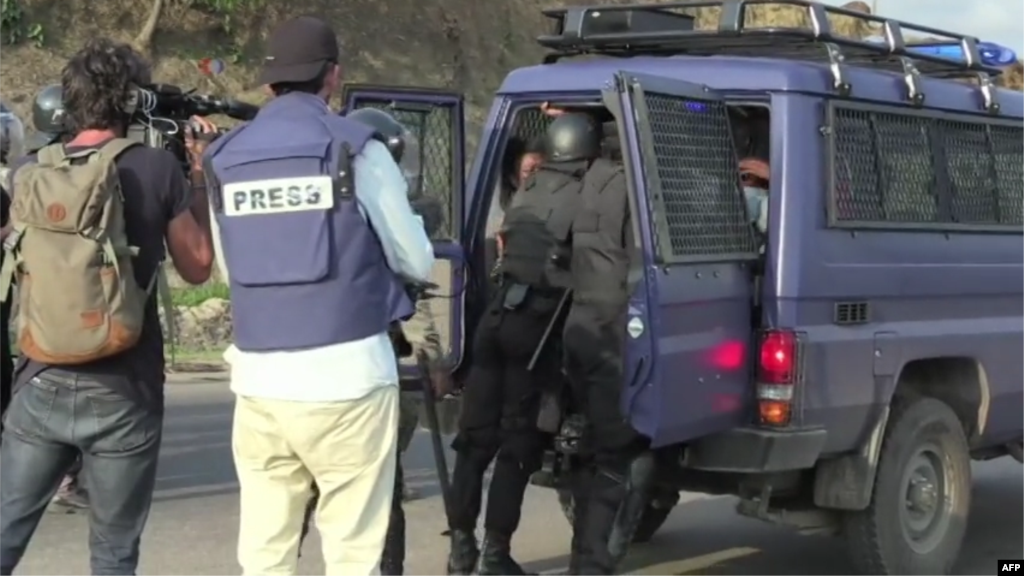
<box><xmin>609</xmin><ymin>71</ymin><xmax>760</xmax><ymax>447</ymax></box>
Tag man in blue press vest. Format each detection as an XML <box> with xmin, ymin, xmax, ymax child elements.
<box><xmin>203</xmin><ymin>16</ymin><xmax>435</xmax><ymax>576</ymax></box>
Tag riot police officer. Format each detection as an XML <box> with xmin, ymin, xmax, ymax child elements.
<box><xmin>204</xmin><ymin>16</ymin><xmax>434</xmax><ymax>575</ymax></box>
<box><xmin>445</xmin><ymin>115</ymin><xmax>595</xmax><ymax>576</ymax></box>
<box><xmin>559</xmin><ymin>114</ymin><xmax>651</xmax><ymax>575</ymax></box>
<box><xmin>1</xmin><ymin>102</ymin><xmax>25</xmax><ymax>166</ymax></box>
<box><xmin>1</xmin><ymin>102</ymin><xmax>24</xmax><ymax>422</ymax></box>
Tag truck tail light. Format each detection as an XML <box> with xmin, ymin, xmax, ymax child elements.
<box><xmin>756</xmin><ymin>329</ymin><xmax>798</xmax><ymax>427</ymax></box>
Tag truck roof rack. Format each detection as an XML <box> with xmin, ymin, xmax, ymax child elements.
<box><xmin>537</xmin><ymin>0</ymin><xmax>1006</xmax><ymax>110</ymax></box>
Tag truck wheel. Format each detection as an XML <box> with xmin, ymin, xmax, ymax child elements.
<box><xmin>843</xmin><ymin>397</ymin><xmax>971</xmax><ymax>575</ymax></box>
<box><xmin>556</xmin><ymin>489</ymin><xmax>674</xmax><ymax>543</ymax></box>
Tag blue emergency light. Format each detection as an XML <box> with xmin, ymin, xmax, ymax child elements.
<box><xmin>905</xmin><ymin>41</ymin><xmax>1018</xmax><ymax>68</ymax></box>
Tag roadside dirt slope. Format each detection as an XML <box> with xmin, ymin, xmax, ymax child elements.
<box><xmin>2</xmin><ymin>0</ymin><xmax>1017</xmax><ymax>128</ymax></box>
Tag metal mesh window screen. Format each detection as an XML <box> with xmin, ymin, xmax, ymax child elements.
<box><xmin>511</xmin><ymin>108</ymin><xmax>554</xmax><ymax>142</ymax></box>
<box><xmin>831</xmin><ymin>105</ymin><xmax>1023</xmax><ymax>229</ymax></box>
<box><xmin>990</xmin><ymin>125</ymin><xmax>1024</xmax><ymax>226</ymax></box>
<box><xmin>874</xmin><ymin>113</ymin><xmax>939</xmax><ymax>222</ymax></box>
<box><xmin>642</xmin><ymin>92</ymin><xmax>757</xmax><ymax>261</ymax></box>
<box><xmin>940</xmin><ymin>120</ymin><xmax>1000</xmax><ymax>224</ymax></box>
<box><xmin>832</xmin><ymin>108</ymin><xmax>939</xmax><ymax>223</ymax></box>
<box><xmin>831</xmin><ymin>110</ymin><xmax>879</xmax><ymax>221</ymax></box>
<box><xmin>351</xmin><ymin>100</ymin><xmax>456</xmax><ymax>239</ymax></box>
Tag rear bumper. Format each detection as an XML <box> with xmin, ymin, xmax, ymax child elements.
<box><xmin>684</xmin><ymin>426</ymin><xmax>827</xmax><ymax>473</ymax></box>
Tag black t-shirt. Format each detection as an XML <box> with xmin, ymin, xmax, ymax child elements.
<box><xmin>9</xmin><ymin>142</ymin><xmax>191</xmax><ymax>413</ymax></box>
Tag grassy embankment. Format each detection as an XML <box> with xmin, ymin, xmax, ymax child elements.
<box><xmin>164</xmin><ymin>282</ymin><xmax>230</xmax><ymax>366</ymax></box>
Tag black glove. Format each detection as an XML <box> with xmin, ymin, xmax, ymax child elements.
<box><xmin>404</xmin><ymin>280</ymin><xmax>440</xmax><ymax>301</ymax></box>
<box><xmin>388</xmin><ymin>322</ymin><xmax>413</xmax><ymax>358</ymax></box>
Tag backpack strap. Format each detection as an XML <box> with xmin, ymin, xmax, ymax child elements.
<box><xmin>96</xmin><ymin>138</ymin><xmax>140</xmax><ymax>162</ymax></box>
<box><xmin>153</xmin><ymin>265</ymin><xmax>177</xmax><ymax>366</ymax></box>
<box><xmin>0</xmin><ymin>256</ymin><xmax>12</xmax><ymax>304</ymax></box>
<box><xmin>38</xmin><ymin>139</ymin><xmax>140</xmax><ymax>166</ymax></box>
<box><xmin>36</xmin><ymin>143</ymin><xmax>66</xmax><ymax>166</ymax></box>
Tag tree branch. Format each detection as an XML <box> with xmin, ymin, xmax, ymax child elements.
<box><xmin>133</xmin><ymin>0</ymin><xmax>165</xmax><ymax>54</ymax></box>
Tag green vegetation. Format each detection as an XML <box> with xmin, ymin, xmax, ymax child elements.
<box><xmin>171</xmin><ymin>282</ymin><xmax>230</xmax><ymax>308</ymax></box>
<box><xmin>0</xmin><ymin>0</ymin><xmax>42</xmax><ymax>46</ymax></box>
<box><xmin>188</xmin><ymin>0</ymin><xmax>265</xmax><ymax>63</ymax></box>
<box><xmin>164</xmin><ymin>345</ymin><xmax>226</xmax><ymax>366</ymax></box>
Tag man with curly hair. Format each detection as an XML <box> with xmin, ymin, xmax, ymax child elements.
<box><xmin>0</xmin><ymin>38</ymin><xmax>216</xmax><ymax>574</ymax></box>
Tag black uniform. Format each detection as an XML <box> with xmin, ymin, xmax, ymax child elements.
<box><xmin>1</xmin><ymin>187</ymin><xmax>11</xmax><ymax>419</ymax></box>
<box><xmin>563</xmin><ymin>156</ymin><xmax>652</xmax><ymax>575</ymax></box>
<box><xmin>445</xmin><ymin>157</ymin><xmax>585</xmax><ymax>575</ymax></box>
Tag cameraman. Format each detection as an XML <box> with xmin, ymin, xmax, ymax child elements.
<box><xmin>0</xmin><ymin>38</ymin><xmax>215</xmax><ymax>575</ymax></box>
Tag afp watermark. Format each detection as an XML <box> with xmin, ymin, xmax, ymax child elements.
<box><xmin>999</xmin><ymin>560</ymin><xmax>1024</xmax><ymax>573</ymax></box>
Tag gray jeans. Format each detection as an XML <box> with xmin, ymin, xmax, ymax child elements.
<box><xmin>0</xmin><ymin>371</ymin><xmax>162</xmax><ymax>575</ymax></box>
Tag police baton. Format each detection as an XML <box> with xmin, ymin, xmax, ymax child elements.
<box><xmin>416</xmin><ymin>348</ymin><xmax>453</xmax><ymax>515</ymax></box>
<box><xmin>527</xmin><ymin>289</ymin><xmax>572</xmax><ymax>372</ymax></box>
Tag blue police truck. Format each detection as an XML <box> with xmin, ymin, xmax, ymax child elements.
<box><xmin>346</xmin><ymin>1</ymin><xmax>1023</xmax><ymax>573</ymax></box>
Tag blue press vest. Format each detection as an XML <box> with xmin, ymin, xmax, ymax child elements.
<box><xmin>206</xmin><ymin>93</ymin><xmax>414</xmax><ymax>352</ymax></box>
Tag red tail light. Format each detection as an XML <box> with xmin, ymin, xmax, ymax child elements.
<box><xmin>756</xmin><ymin>329</ymin><xmax>798</xmax><ymax>427</ymax></box>
<box><xmin>759</xmin><ymin>330</ymin><xmax>796</xmax><ymax>384</ymax></box>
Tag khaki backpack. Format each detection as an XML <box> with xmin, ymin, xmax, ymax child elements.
<box><xmin>0</xmin><ymin>138</ymin><xmax>159</xmax><ymax>365</ymax></box>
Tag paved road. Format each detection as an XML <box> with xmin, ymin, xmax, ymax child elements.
<box><xmin>16</xmin><ymin>377</ymin><xmax>1023</xmax><ymax>575</ymax></box>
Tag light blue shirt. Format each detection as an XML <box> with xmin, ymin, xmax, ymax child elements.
<box><xmin>353</xmin><ymin>139</ymin><xmax>434</xmax><ymax>283</ymax></box>
<box><xmin>225</xmin><ymin>138</ymin><xmax>436</xmax><ymax>402</ymax></box>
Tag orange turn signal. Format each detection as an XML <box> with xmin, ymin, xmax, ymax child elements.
<box><xmin>758</xmin><ymin>400</ymin><xmax>791</xmax><ymax>427</ymax></box>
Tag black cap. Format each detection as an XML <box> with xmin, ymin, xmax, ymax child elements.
<box><xmin>258</xmin><ymin>17</ymin><xmax>340</xmax><ymax>86</ymax></box>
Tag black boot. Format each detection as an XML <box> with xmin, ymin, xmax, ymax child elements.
<box><xmin>381</xmin><ymin>459</ymin><xmax>407</xmax><ymax>575</ymax></box>
<box><xmin>297</xmin><ymin>483</ymin><xmax>319</xmax><ymax>559</ymax></box>
<box><xmin>607</xmin><ymin>451</ymin><xmax>655</xmax><ymax>569</ymax></box>
<box><xmin>567</xmin><ymin>468</ymin><xmax>593</xmax><ymax>575</ymax></box>
<box><xmin>568</xmin><ymin>452</ymin><xmax>653</xmax><ymax>575</ymax></box>
<box><xmin>380</xmin><ymin>527</ymin><xmax>405</xmax><ymax>575</ymax></box>
<box><xmin>476</xmin><ymin>530</ymin><xmax>533</xmax><ymax>575</ymax></box>
<box><xmin>446</xmin><ymin>529</ymin><xmax>479</xmax><ymax>575</ymax></box>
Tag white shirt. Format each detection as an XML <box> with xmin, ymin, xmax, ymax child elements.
<box><xmin>224</xmin><ymin>139</ymin><xmax>435</xmax><ymax>402</ymax></box>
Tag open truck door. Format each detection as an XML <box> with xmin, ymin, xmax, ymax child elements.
<box><xmin>342</xmin><ymin>84</ymin><xmax>470</xmax><ymax>379</ymax></box>
<box><xmin>342</xmin><ymin>84</ymin><xmax>470</xmax><ymax>513</ymax></box>
<box><xmin>608</xmin><ymin>71</ymin><xmax>761</xmax><ymax>448</ymax></box>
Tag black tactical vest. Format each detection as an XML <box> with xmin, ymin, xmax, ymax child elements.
<box><xmin>499</xmin><ymin>161</ymin><xmax>586</xmax><ymax>289</ymax></box>
<box><xmin>568</xmin><ymin>158</ymin><xmax>632</xmax><ymax>305</ymax></box>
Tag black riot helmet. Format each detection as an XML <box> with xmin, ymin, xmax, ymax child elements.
<box><xmin>348</xmin><ymin>107</ymin><xmax>407</xmax><ymax>163</ymax></box>
<box><xmin>347</xmin><ymin>107</ymin><xmax>422</xmax><ymax>197</ymax></box>
<box><xmin>32</xmin><ymin>84</ymin><xmax>65</xmax><ymax>135</ymax></box>
<box><xmin>28</xmin><ymin>84</ymin><xmax>66</xmax><ymax>152</ymax></box>
<box><xmin>545</xmin><ymin>113</ymin><xmax>601</xmax><ymax>163</ymax></box>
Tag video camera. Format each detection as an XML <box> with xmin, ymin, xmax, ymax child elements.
<box><xmin>128</xmin><ymin>83</ymin><xmax>260</xmax><ymax>171</ymax></box>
